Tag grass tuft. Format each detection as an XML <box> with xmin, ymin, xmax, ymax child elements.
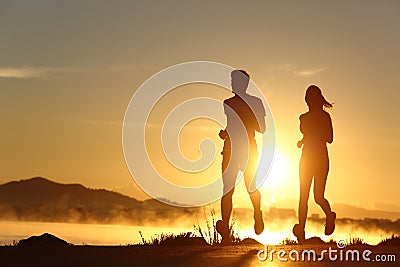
<box><xmin>194</xmin><ymin>207</ymin><xmax>242</xmax><ymax>245</ymax></box>
<box><xmin>138</xmin><ymin>231</ymin><xmax>204</xmax><ymax>246</ymax></box>
<box><xmin>2</xmin><ymin>240</ymin><xmax>19</xmax><ymax>247</ymax></box>
<box><xmin>279</xmin><ymin>237</ymin><xmax>297</xmax><ymax>245</ymax></box>
<box><xmin>348</xmin><ymin>236</ymin><xmax>365</xmax><ymax>245</ymax></box>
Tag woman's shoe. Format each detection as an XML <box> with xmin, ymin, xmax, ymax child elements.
<box><xmin>325</xmin><ymin>211</ymin><xmax>336</xmax><ymax>235</ymax></box>
<box><xmin>292</xmin><ymin>224</ymin><xmax>305</xmax><ymax>244</ymax></box>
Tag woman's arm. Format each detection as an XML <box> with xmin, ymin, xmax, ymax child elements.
<box><xmin>299</xmin><ymin>114</ymin><xmax>305</xmax><ymax>134</ymax></box>
<box><xmin>326</xmin><ymin>115</ymin><xmax>333</xmax><ymax>144</ymax></box>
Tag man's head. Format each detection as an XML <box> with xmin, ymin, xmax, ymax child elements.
<box><xmin>231</xmin><ymin>70</ymin><xmax>250</xmax><ymax>95</ymax></box>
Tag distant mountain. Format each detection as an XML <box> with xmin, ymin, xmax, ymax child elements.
<box><xmin>0</xmin><ymin>177</ymin><xmax>198</xmax><ymax>224</ymax></box>
<box><xmin>0</xmin><ymin>177</ymin><xmax>140</xmax><ymax>209</ymax></box>
<box><xmin>332</xmin><ymin>203</ymin><xmax>400</xmax><ymax>221</ymax></box>
<box><xmin>0</xmin><ymin>177</ymin><xmax>399</xmax><ymax>230</ymax></box>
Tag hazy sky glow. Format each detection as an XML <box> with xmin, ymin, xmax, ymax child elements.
<box><xmin>0</xmin><ymin>1</ymin><xmax>399</xmax><ymax>212</ymax></box>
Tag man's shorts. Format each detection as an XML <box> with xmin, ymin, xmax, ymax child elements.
<box><xmin>221</xmin><ymin>137</ymin><xmax>258</xmax><ymax>194</ymax></box>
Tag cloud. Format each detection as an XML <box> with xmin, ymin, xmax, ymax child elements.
<box><xmin>277</xmin><ymin>64</ymin><xmax>327</xmax><ymax>77</ymax></box>
<box><xmin>0</xmin><ymin>66</ymin><xmax>49</xmax><ymax>78</ymax></box>
<box><xmin>80</xmin><ymin>119</ymin><xmax>122</xmax><ymax>127</ymax></box>
<box><xmin>0</xmin><ymin>64</ymin><xmax>151</xmax><ymax>79</ymax></box>
<box><xmin>294</xmin><ymin>67</ymin><xmax>327</xmax><ymax>77</ymax></box>
<box><xmin>277</xmin><ymin>64</ymin><xmax>293</xmax><ymax>72</ymax></box>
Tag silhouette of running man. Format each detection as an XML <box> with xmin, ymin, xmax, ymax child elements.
<box><xmin>293</xmin><ymin>85</ymin><xmax>336</xmax><ymax>243</ymax></box>
<box><xmin>216</xmin><ymin>70</ymin><xmax>266</xmax><ymax>243</ymax></box>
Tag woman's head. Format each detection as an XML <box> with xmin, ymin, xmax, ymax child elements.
<box><xmin>305</xmin><ymin>85</ymin><xmax>333</xmax><ymax>110</ymax></box>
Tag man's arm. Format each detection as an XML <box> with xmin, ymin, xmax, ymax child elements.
<box><xmin>258</xmin><ymin>115</ymin><xmax>266</xmax><ymax>134</ymax></box>
<box><xmin>257</xmin><ymin>99</ymin><xmax>266</xmax><ymax>134</ymax></box>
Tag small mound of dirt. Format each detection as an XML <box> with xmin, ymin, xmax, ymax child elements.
<box><xmin>18</xmin><ymin>233</ymin><xmax>70</xmax><ymax>248</ymax></box>
<box><xmin>379</xmin><ymin>236</ymin><xmax>400</xmax><ymax>247</ymax></box>
<box><xmin>303</xmin><ymin>236</ymin><xmax>325</xmax><ymax>245</ymax></box>
<box><xmin>238</xmin><ymin>238</ymin><xmax>261</xmax><ymax>245</ymax></box>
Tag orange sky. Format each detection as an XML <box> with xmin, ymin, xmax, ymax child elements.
<box><xmin>0</xmin><ymin>1</ymin><xmax>399</xmax><ymax>213</ymax></box>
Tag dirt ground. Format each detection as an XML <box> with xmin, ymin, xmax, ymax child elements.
<box><xmin>0</xmin><ymin>242</ymin><xmax>398</xmax><ymax>267</ymax></box>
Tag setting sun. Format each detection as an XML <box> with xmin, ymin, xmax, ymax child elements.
<box><xmin>265</xmin><ymin>150</ymin><xmax>291</xmax><ymax>189</ymax></box>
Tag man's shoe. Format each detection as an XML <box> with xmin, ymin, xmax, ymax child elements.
<box><xmin>216</xmin><ymin>220</ymin><xmax>231</xmax><ymax>244</ymax></box>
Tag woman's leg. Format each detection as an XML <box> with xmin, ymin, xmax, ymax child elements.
<box><xmin>313</xmin><ymin>157</ymin><xmax>332</xmax><ymax>216</ymax></box>
<box><xmin>293</xmin><ymin>156</ymin><xmax>313</xmax><ymax>242</ymax></box>
<box><xmin>313</xmin><ymin>156</ymin><xmax>336</xmax><ymax>235</ymax></box>
<box><xmin>298</xmin><ymin>157</ymin><xmax>313</xmax><ymax>229</ymax></box>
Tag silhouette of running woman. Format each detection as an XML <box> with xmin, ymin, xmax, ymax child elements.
<box><xmin>216</xmin><ymin>70</ymin><xmax>266</xmax><ymax>243</ymax></box>
<box><xmin>293</xmin><ymin>85</ymin><xmax>336</xmax><ymax>243</ymax></box>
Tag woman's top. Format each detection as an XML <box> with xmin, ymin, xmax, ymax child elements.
<box><xmin>299</xmin><ymin>110</ymin><xmax>333</xmax><ymax>155</ymax></box>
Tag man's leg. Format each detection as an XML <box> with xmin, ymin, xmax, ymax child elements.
<box><xmin>217</xmin><ymin>187</ymin><xmax>234</xmax><ymax>243</ymax></box>
<box><xmin>244</xmin><ymin>173</ymin><xmax>261</xmax><ymax>212</ymax></box>
<box><xmin>244</xmin><ymin>149</ymin><xmax>264</xmax><ymax>235</ymax></box>
<box><xmin>221</xmin><ymin>188</ymin><xmax>234</xmax><ymax>227</ymax></box>
<box><xmin>217</xmin><ymin>150</ymin><xmax>237</xmax><ymax>242</ymax></box>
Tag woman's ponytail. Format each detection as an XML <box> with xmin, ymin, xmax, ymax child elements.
<box><xmin>322</xmin><ymin>95</ymin><xmax>333</xmax><ymax>109</ymax></box>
